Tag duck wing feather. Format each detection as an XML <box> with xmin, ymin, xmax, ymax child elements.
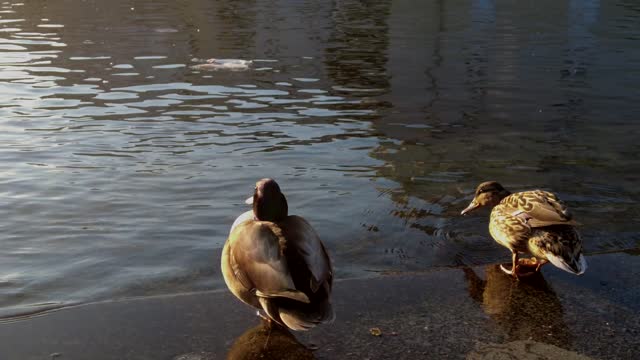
<box><xmin>227</xmin><ymin>220</ymin><xmax>310</xmax><ymax>303</ymax></box>
<box><xmin>529</xmin><ymin>225</ymin><xmax>587</xmax><ymax>275</ymax></box>
<box><xmin>502</xmin><ymin>190</ymin><xmax>578</xmax><ymax>228</ymax></box>
<box><xmin>279</xmin><ymin>215</ymin><xmax>333</xmax><ymax>293</ymax></box>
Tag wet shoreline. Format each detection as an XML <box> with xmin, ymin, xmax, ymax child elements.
<box><xmin>1</xmin><ymin>252</ymin><xmax>637</xmax><ymax>360</ymax></box>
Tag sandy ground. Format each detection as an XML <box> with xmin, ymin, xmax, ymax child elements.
<box><xmin>0</xmin><ymin>253</ymin><xmax>638</xmax><ymax>360</ymax></box>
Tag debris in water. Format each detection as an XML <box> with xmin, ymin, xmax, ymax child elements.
<box><xmin>191</xmin><ymin>58</ymin><xmax>252</xmax><ymax>71</ymax></box>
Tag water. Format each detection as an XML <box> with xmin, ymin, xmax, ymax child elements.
<box><xmin>0</xmin><ymin>0</ymin><xmax>638</xmax><ymax>317</ymax></box>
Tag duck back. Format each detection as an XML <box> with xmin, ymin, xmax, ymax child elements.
<box><xmin>263</xmin><ymin>216</ymin><xmax>334</xmax><ymax>330</ymax></box>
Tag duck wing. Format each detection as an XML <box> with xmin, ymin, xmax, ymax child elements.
<box><xmin>530</xmin><ymin>226</ymin><xmax>587</xmax><ymax>275</ymax></box>
<box><xmin>279</xmin><ymin>216</ymin><xmax>333</xmax><ymax>293</ymax></box>
<box><xmin>265</xmin><ymin>215</ymin><xmax>334</xmax><ymax>330</ymax></box>
<box><xmin>502</xmin><ymin>190</ymin><xmax>577</xmax><ymax>228</ymax></box>
<box><xmin>227</xmin><ymin>220</ymin><xmax>310</xmax><ymax>303</ymax></box>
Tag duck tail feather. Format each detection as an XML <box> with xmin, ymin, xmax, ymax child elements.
<box><xmin>256</xmin><ymin>289</ymin><xmax>310</xmax><ymax>303</ymax></box>
<box><xmin>577</xmin><ymin>254</ymin><xmax>588</xmax><ymax>275</ymax></box>
<box><xmin>546</xmin><ymin>253</ymin><xmax>587</xmax><ymax>275</ymax></box>
<box><xmin>258</xmin><ymin>297</ymin><xmax>286</xmax><ymax>328</ymax></box>
<box><xmin>278</xmin><ymin>300</ymin><xmax>334</xmax><ymax>331</ymax></box>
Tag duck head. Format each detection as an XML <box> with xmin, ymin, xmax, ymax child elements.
<box><xmin>245</xmin><ymin>178</ymin><xmax>289</xmax><ymax>222</ymax></box>
<box><xmin>461</xmin><ymin>181</ymin><xmax>511</xmax><ymax>215</ymax></box>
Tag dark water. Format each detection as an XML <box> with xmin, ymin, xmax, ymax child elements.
<box><xmin>0</xmin><ymin>0</ymin><xmax>639</xmax><ymax>316</ymax></box>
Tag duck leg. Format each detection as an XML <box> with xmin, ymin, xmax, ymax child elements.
<box><xmin>256</xmin><ymin>310</ymin><xmax>272</xmax><ymax>323</ymax></box>
<box><xmin>500</xmin><ymin>251</ymin><xmax>520</xmax><ymax>278</ymax></box>
<box><xmin>535</xmin><ymin>258</ymin><xmax>548</xmax><ymax>272</ymax></box>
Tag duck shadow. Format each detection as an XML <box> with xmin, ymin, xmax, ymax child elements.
<box><xmin>226</xmin><ymin>320</ymin><xmax>316</xmax><ymax>360</ymax></box>
<box><xmin>463</xmin><ymin>265</ymin><xmax>571</xmax><ymax>348</ymax></box>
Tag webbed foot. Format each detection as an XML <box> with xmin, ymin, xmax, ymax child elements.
<box><xmin>518</xmin><ymin>257</ymin><xmax>549</xmax><ymax>272</ymax></box>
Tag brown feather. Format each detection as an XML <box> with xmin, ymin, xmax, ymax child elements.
<box><xmin>469</xmin><ymin>182</ymin><xmax>587</xmax><ymax>275</ymax></box>
<box><xmin>227</xmin><ymin>221</ymin><xmax>300</xmax><ymax>295</ymax></box>
<box><xmin>527</xmin><ymin>219</ymin><xmax>580</xmax><ymax>228</ymax></box>
<box><xmin>501</xmin><ymin>190</ymin><xmax>573</xmax><ymax>225</ymax></box>
<box><xmin>222</xmin><ymin>179</ymin><xmax>334</xmax><ymax>331</ymax></box>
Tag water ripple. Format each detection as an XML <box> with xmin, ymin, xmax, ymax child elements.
<box><xmin>0</xmin><ymin>0</ymin><xmax>638</xmax><ymax>319</ymax></box>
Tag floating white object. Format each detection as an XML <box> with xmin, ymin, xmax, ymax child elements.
<box><xmin>191</xmin><ymin>58</ymin><xmax>252</xmax><ymax>71</ymax></box>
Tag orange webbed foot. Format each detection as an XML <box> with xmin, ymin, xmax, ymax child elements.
<box><xmin>518</xmin><ymin>257</ymin><xmax>548</xmax><ymax>273</ymax></box>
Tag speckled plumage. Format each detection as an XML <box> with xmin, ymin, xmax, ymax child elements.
<box><xmin>462</xmin><ymin>182</ymin><xmax>587</xmax><ymax>277</ymax></box>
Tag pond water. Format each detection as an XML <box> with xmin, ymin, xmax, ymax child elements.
<box><xmin>0</xmin><ymin>0</ymin><xmax>639</xmax><ymax>317</ymax></box>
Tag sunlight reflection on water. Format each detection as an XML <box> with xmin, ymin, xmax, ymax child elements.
<box><xmin>0</xmin><ymin>0</ymin><xmax>638</xmax><ymax>316</ymax></box>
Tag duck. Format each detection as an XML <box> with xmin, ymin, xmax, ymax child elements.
<box><xmin>460</xmin><ymin>181</ymin><xmax>587</xmax><ymax>278</ymax></box>
<box><xmin>221</xmin><ymin>178</ymin><xmax>334</xmax><ymax>331</ymax></box>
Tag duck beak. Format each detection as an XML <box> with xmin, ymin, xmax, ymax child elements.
<box><xmin>245</xmin><ymin>195</ymin><xmax>254</xmax><ymax>205</ymax></box>
<box><xmin>460</xmin><ymin>200</ymin><xmax>479</xmax><ymax>215</ymax></box>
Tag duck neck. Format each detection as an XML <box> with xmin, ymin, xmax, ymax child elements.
<box><xmin>492</xmin><ymin>189</ymin><xmax>511</xmax><ymax>207</ymax></box>
<box><xmin>254</xmin><ymin>193</ymin><xmax>288</xmax><ymax>222</ymax></box>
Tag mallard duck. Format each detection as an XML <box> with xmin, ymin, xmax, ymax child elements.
<box><xmin>221</xmin><ymin>178</ymin><xmax>334</xmax><ymax>331</ymax></box>
<box><xmin>461</xmin><ymin>181</ymin><xmax>587</xmax><ymax>278</ymax></box>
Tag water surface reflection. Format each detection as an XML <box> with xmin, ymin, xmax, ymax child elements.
<box><xmin>0</xmin><ymin>0</ymin><xmax>639</xmax><ymax>316</ymax></box>
<box><xmin>464</xmin><ymin>265</ymin><xmax>570</xmax><ymax>348</ymax></box>
<box><xmin>227</xmin><ymin>321</ymin><xmax>315</xmax><ymax>360</ymax></box>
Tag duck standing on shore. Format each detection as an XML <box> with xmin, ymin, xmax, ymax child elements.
<box><xmin>461</xmin><ymin>181</ymin><xmax>587</xmax><ymax>278</ymax></box>
<box><xmin>222</xmin><ymin>178</ymin><xmax>334</xmax><ymax>331</ymax></box>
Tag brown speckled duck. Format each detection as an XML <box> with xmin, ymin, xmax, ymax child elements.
<box><xmin>461</xmin><ymin>181</ymin><xmax>587</xmax><ymax>278</ymax></box>
<box><xmin>221</xmin><ymin>178</ymin><xmax>334</xmax><ymax>331</ymax></box>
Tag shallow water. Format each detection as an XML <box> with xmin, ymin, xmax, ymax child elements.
<box><xmin>0</xmin><ymin>0</ymin><xmax>638</xmax><ymax>316</ymax></box>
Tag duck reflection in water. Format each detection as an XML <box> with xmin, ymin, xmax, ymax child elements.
<box><xmin>226</xmin><ymin>320</ymin><xmax>315</xmax><ymax>360</ymax></box>
<box><xmin>463</xmin><ymin>265</ymin><xmax>570</xmax><ymax>348</ymax></box>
